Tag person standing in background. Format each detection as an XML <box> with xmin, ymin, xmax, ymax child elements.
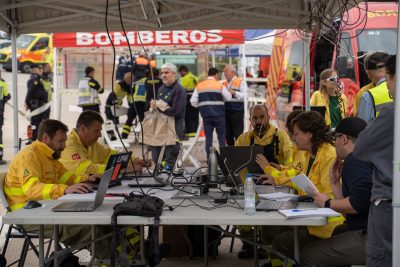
<box><xmin>310</xmin><ymin>68</ymin><xmax>347</xmax><ymax>128</ymax></box>
<box><xmin>190</xmin><ymin>68</ymin><xmax>231</xmax><ymax>158</ymax></box>
<box><xmin>25</xmin><ymin>64</ymin><xmax>50</xmax><ymax>141</ymax></box>
<box><xmin>223</xmin><ymin>64</ymin><xmax>247</xmax><ymax>146</ymax></box>
<box><xmin>78</xmin><ymin>66</ymin><xmax>103</xmax><ymax>113</ymax></box>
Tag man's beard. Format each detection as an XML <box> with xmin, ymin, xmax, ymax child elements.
<box><xmin>52</xmin><ymin>151</ymin><xmax>62</xmax><ymax>160</ymax></box>
<box><xmin>254</xmin><ymin>124</ymin><xmax>266</xmax><ymax>135</ymax></box>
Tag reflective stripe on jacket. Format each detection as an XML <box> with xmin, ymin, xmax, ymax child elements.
<box><xmin>235</xmin><ymin>125</ymin><xmax>293</xmax><ymax>166</ymax></box>
<box><xmin>223</xmin><ymin>77</ymin><xmax>244</xmax><ymax>111</ymax></box>
<box><xmin>4</xmin><ymin>141</ymin><xmax>86</xmax><ymax>211</ymax></box>
<box><xmin>368</xmin><ymin>81</ymin><xmax>393</xmax><ymax>118</ymax></box>
<box><xmin>59</xmin><ymin>129</ymin><xmax>118</xmax><ymax>176</ymax></box>
<box><xmin>78</xmin><ymin>77</ymin><xmax>103</xmax><ymax>106</ymax></box>
<box><xmin>310</xmin><ymin>90</ymin><xmax>348</xmax><ymax>126</ymax></box>
<box><xmin>197</xmin><ymin>79</ymin><xmax>224</xmax><ymax>117</ymax></box>
<box><xmin>132</xmin><ymin>77</ymin><xmax>147</xmax><ymax>102</ymax></box>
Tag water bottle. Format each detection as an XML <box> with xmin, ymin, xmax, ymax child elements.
<box><xmin>208</xmin><ymin>147</ymin><xmax>218</xmax><ymax>183</ymax></box>
<box><xmin>244</xmin><ymin>173</ymin><xmax>256</xmax><ymax>216</ymax></box>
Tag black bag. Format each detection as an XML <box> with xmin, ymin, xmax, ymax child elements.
<box><xmin>111</xmin><ymin>193</ymin><xmax>165</xmax><ymax>267</ymax></box>
<box><xmin>44</xmin><ymin>251</ymin><xmax>85</xmax><ymax>267</ymax></box>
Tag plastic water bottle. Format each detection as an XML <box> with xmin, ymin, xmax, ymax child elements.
<box><xmin>244</xmin><ymin>173</ymin><xmax>256</xmax><ymax>216</ymax></box>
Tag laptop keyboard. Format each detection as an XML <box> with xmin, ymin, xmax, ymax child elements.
<box><xmin>256</xmin><ymin>199</ymin><xmax>297</xmax><ymax>211</ymax></box>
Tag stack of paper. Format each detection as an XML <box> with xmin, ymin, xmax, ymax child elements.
<box><xmin>278</xmin><ymin>208</ymin><xmax>340</xmax><ymax>219</ymax></box>
<box><xmin>291</xmin><ymin>174</ymin><xmax>319</xmax><ymax>196</ymax></box>
<box><xmin>258</xmin><ymin>192</ymin><xmax>298</xmax><ymax>201</ymax></box>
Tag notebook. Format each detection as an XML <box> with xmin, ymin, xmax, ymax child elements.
<box><xmin>52</xmin><ymin>168</ymin><xmax>114</xmax><ymax>212</ymax></box>
<box><xmin>278</xmin><ymin>208</ymin><xmax>340</xmax><ymax>218</ymax></box>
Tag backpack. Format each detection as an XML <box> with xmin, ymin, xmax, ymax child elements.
<box><xmin>110</xmin><ymin>193</ymin><xmax>164</xmax><ymax>267</ymax></box>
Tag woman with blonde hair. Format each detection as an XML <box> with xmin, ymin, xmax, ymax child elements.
<box><xmin>310</xmin><ymin>68</ymin><xmax>347</xmax><ymax>128</ymax></box>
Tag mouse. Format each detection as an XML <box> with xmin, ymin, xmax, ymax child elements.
<box><xmin>24</xmin><ymin>200</ymin><xmax>42</xmax><ymax>209</ymax></box>
<box><xmin>297</xmin><ymin>195</ymin><xmax>314</xmax><ymax>202</ymax></box>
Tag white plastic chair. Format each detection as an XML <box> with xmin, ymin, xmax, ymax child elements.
<box><xmin>178</xmin><ymin>117</ymin><xmax>206</xmax><ymax>168</ymax></box>
<box><xmin>102</xmin><ymin>120</ymin><xmax>132</xmax><ymax>150</ymax></box>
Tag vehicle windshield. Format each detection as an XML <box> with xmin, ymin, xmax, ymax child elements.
<box><xmin>16</xmin><ymin>34</ymin><xmax>35</xmax><ymax>49</ymax></box>
<box><xmin>357</xmin><ymin>29</ymin><xmax>397</xmax><ymax>54</ymax></box>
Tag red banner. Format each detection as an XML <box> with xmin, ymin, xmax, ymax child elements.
<box><xmin>53</xmin><ymin>30</ymin><xmax>244</xmax><ymax>48</ymax></box>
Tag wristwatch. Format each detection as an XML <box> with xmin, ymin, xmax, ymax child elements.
<box><xmin>324</xmin><ymin>198</ymin><xmax>332</xmax><ymax>208</ymax></box>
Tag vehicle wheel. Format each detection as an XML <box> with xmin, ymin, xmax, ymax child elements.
<box><xmin>20</xmin><ymin>62</ymin><xmax>32</xmax><ymax>73</ymax></box>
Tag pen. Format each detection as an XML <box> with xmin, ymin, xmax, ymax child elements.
<box><xmin>292</xmin><ymin>208</ymin><xmax>318</xmax><ymax>212</ymax></box>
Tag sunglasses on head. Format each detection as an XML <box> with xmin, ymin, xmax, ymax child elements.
<box><xmin>326</xmin><ymin>76</ymin><xmax>338</xmax><ymax>82</ymax></box>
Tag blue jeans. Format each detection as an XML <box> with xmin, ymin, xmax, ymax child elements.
<box><xmin>203</xmin><ymin>116</ymin><xmax>226</xmax><ymax>158</ymax></box>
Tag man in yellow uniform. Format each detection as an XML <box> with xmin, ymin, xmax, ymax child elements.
<box><xmin>179</xmin><ymin>65</ymin><xmax>199</xmax><ymax>138</ymax></box>
<box><xmin>4</xmin><ymin>119</ymin><xmax>113</xmax><ymax>259</ymax></box>
<box><xmin>60</xmin><ymin>110</ymin><xmax>146</xmax><ymax>176</ymax></box>
<box><xmin>235</xmin><ymin>104</ymin><xmax>293</xmax><ymax>259</ymax></box>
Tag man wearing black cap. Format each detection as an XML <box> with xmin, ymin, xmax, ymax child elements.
<box><xmin>357</xmin><ymin>52</ymin><xmax>393</xmax><ymax>122</ymax></box>
<box><xmin>25</xmin><ymin>63</ymin><xmax>50</xmax><ymax>140</ymax></box>
<box><xmin>300</xmin><ymin>117</ymin><xmax>372</xmax><ymax>266</ymax></box>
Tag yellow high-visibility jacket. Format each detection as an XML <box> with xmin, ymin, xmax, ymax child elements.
<box><xmin>235</xmin><ymin>124</ymin><xmax>293</xmax><ymax>166</ymax></box>
<box><xmin>4</xmin><ymin>141</ymin><xmax>87</xmax><ymax>211</ymax></box>
<box><xmin>354</xmin><ymin>82</ymin><xmax>374</xmax><ymax>114</ymax></box>
<box><xmin>310</xmin><ymin>90</ymin><xmax>348</xmax><ymax>126</ymax></box>
<box><xmin>264</xmin><ymin>142</ymin><xmax>343</xmax><ymax>238</ymax></box>
<box><xmin>59</xmin><ymin>129</ymin><xmax>118</xmax><ymax>176</ymax></box>
<box><xmin>263</xmin><ymin>143</ymin><xmax>307</xmax><ymax>188</ymax></box>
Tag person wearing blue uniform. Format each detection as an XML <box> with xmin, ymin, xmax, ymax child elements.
<box><xmin>190</xmin><ymin>68</ymin><xmax>231</xmax><ymax>158</ymax></box>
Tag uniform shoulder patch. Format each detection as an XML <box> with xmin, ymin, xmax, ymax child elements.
<box><xmin>23</xmin><ymin>169</ymin><xmax>30</xmax><ymax>177</ymax></box>
<box><xmin>72</xmin><ymin>153</ymin><xmax>81</xmax><ymax>160</ymax></box>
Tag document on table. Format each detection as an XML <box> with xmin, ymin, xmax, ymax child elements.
<box><xmin>258</xmin><ymin>192</ymin><xmax>298</xmax><ymax>201</ymax></box>
<box><xmin>291</xmin><ymin>174</ymin><xmax>319</xmax><ymax>196</ymax></box>
<box><xmin>278</xmin><ymin>208</ymin><xmax>340</xmax><ymax>219</ymax></box>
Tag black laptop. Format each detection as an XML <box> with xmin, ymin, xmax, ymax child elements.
<box><xmin>91</xmin><ymin>151</ymin><xmax>132</xmax><ymax>190</ymax></box>
<box><xmin>219</xmin><ymin>145</ymin><xmax>264</xmax><ymax>174</ymax></box>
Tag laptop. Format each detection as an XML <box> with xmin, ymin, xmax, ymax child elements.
<box><xmin>127</xmin><ymin>146</ymin><xmax>167</xmax><ymax>187</ymax></box>
<box><xmin>91</xmin><ymin>151</ymin><xmax>132</xmax><ymax>190</ymax></box>
<box><xmin>52</xmin><ymin>168</ymin><xmax>114</xmax><ymax>212</ymax></box>
<box><xmin>238</xmin><ymin>198</ymin><xmax>297</xmax><ymax>211</ymax></box>
<box><xmin>220</xmin><ymin>145</ymin><xmax>264</xmax><ymax>174</ymax></box>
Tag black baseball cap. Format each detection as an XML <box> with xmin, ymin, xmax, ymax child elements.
<box><xmin>365</xmin><ymin>52</ymin><xmax>389</xmax><ymax>70</ymax></box>
<box><xmin>334</xmin><ymin>117</ymin><xmax>367</xmax><ymax>138</ymax></box>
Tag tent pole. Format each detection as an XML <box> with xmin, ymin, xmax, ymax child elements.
<box><xmin>11</xmin><ymin>27</ymin><xmax>19</xmax><ymax>155</ymax></box>
<box><xmin>392</xmin><ymin>2</ymin><xmax>400</xmax><ymax>266</ymax></box>
<box><xmin>53</xmin><ymin>47</ymin><xmax>60</xmax><ymax>120</ymax></box>
<box><xmin>304</xmin><ymin>32</ymin><xmax>311</xmax><ymax>111</ymax></box>
<box><xmin>211</xmin><ymin>50</ymin><xmax>216</xmax><ymax>68</ymax></box>
<box><xmin>240</xmin><ymin>44</ymin><xmax>249</xmax><ymax>132</ymax></box>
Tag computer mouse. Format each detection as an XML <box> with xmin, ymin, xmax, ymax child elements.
<box><xmin>297</xmin><ymin>195</ymin><xmax>314</xmax><ymax>202</ymax></box>
<box><xmin>24</xmin><ymin>200</ymin><xmax>42</xmax><ymax>209</ymax></box>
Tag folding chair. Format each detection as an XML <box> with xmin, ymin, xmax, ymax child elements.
<box><xmin>0</xmin><ymin>172</ymin><xmax>52</xmax><ymax>267</ymax></box>
<box><xmin>102</xmin><ymin>120</ymin><xmax>132</xmax><ymax>150</ymax></box>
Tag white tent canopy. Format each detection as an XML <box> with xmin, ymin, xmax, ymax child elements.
<box><xmin>0</xmin><ymin>0</ymin><xmax>344</xmax><ymax>33</ymax></box>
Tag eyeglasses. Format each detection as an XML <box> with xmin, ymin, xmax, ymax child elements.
<box><xmin>326</xmin><ymin>76</ymin><xmax>338</xmax><ymax>82</ymax></box>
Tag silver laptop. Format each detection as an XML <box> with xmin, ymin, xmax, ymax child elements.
<box><xmin>52</xmin><ymin>168</ymin><xmax>114</xmax><ymax>212</ymax></box>
<box><xmin>125</xmin><ymin>145</ymin><xmax>166</xmax><ymax>179</ymax></box>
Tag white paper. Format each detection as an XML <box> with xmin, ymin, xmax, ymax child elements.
<box><xmin>291</xmin><ymin>174</ymin><xmax>319</xmax><ymax>196</ymax></box>
<box><xmin>258</xmin><ymin>192</ymin><xmax>298</xmax><ymax>201</ymax></box>
<box><xmin>278</xmin><ymin>208</ymin><xmax>340</xmax><ymax>219</ymax></box>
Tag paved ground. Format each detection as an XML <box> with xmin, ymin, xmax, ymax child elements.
<box><xmin>0</xmin><ymin>71</ymin><xmax>260</xmax><ymax>266</ymax></box>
